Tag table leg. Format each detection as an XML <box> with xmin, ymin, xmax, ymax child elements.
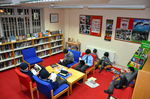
<box><xmin>69</xmin><ymin>84</ymin><xmax>72</xmax><ymax>94</ymax></box>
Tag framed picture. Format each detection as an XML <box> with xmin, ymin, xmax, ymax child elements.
<box><xmin>50</xmin><ymin>13</ymin><xmax>59</xmax><ymax>23</ymax></box>
<box><xmin>115</xmin><ymin>17</ymin><xmax>150</xmax><ymax>43</ymax></box>
<box><xmin>79</xmin><ymin>15</ymin><xmax>103</xmax><ymax>37</ymax></box>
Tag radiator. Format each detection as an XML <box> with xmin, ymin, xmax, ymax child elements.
<box><xmin>86</xmin><ymin>46</ymin><xmax>116</xmax><ymax>62</ymax></box>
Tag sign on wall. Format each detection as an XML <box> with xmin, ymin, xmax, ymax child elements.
<box><xmin>115</xmin><ymin>17</ymin><xmax>150</xmax><ymax>43</ymax></box>
<box><xmin>79</xmin><ymin>15</ymin><xmax>103</xmax><ymax>37</ymax></box>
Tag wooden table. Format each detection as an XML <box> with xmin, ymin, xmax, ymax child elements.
<box><xmin>46</xmin><ymin>64</ymin><xmax>85</xmax><ymax>94</ymax></box>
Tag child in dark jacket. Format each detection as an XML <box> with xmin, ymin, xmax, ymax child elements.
<box><xmin>39</xmin><ymin>69</ymin><xmax>67</xmax><ymax>91</ymax></box>
<box><xmin>98</xmin><ymin>52</ymin><xmax>112</xmax><ymax>73</ymax></box>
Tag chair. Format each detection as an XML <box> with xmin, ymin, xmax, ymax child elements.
<box><xmin>22</xmin><ymin>47</ymin><xmax>43</xmax><ymax>69</ymax></box>
<box><xmin>71</xmin><ymin>52</ymin><xmax>96</xmax><ymax>81</ymax></box>
<box><xmin>15</xmin><ymin>68</ymin><xmax>37</xmax><ymax>99</ymax></box>
<box><xmin>66</xmin><ymin>49</ymin><xmax>81</xmax><ymax>68</ymax></box>
<box><xmin>32</xmin><ymin>75</ymin><xmax>69</xmax><ymax>99</ymax></box>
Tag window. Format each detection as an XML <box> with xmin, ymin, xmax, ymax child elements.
<box><xmin>0</xmin><ymin>8</ymin><xmax>42</xmax><ymax>41</ymax></box>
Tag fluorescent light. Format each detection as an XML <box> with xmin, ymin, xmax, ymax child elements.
<box><xmin>88</xmin><ymin>5</ymin><xmax>146</xmax><ymax>9</ymax></box>
<box><xmin>51</xmin><ymin>5</ymin><xmax>84</xmax><ymax>8</ymax></box>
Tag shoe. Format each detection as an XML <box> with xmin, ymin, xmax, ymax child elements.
<box><xmin>104</xmin><ymin>90</ymin><xmax>113</xmax><ymax>95</ymax></box>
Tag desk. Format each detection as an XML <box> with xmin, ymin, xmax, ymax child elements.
<box><xmin>66</xmin><ymin>41</ymin><xmax>81</xmax><ymax>51</ymax></box>
<box><xmin>46</xmin><ymin>64</ymin><xmax>85</xmax><ymax>94</ymax></box>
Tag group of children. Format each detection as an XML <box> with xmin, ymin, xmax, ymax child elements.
<box><xmin>19</xmin><ymin>48</ymin><xmax>136</xmax><ymax>97</ymax></box>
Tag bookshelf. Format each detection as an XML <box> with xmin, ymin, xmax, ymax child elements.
<box><xmin>0</xmin><ymin>34</ymin><xmax>64</xmax><ymax>71</ymax></box>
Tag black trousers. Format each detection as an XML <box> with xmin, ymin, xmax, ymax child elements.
<box><xmin>59</xmin><ymin>60</ymin><xmax>73</xmax><ymax>66</ymax></box>
<box><xmin>75</xmin><ymin>64</ymin><xmax>89</xmax><ymax>73</ymax></box>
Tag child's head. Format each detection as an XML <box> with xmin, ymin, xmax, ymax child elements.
<box><xmin>63</xmin><ymin>49</ymin><xmax>68</xmax><ymax>54</ymax></box>
<box><xmin>85</xmin><ymin>49</ymin><xmax>91</xmax><ymax>54</ymax></box>
<box><xmin>93</xmin><ymin>49</ymin><xmax>97</xmax><ymax>53</ymax></box>
<box><xmin>104</xmin><ymin>52</ymin><xmax>109</xmax><ymax>57</ymax></box>
<box><xmin>39</xmin><ymin>69</ymin><xmax>50</xmax><ymax>79</ymax></box>
<box><xmin>20</xmin><ymin>63</ymin><xmax>29</xmax><ymax>70</ymax></box>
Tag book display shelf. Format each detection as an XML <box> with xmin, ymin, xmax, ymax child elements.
<box><xmin>127</xmin><ymin>41</ymin><xmax>150</xmax><ymax>70</ymax></box>
<box><xmin>0</xmin><ymin>34</ymin><xmax>64</xmax><ymax>71</ymax></box>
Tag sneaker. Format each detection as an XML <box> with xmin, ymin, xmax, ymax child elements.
<box><xmin>104</xmin><ymin>90</ymin><xmax>113</xmax><ymax>95</ymax></box>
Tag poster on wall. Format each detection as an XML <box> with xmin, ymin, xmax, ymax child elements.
<box><xmin>79</xmin><ymin>15</ymin><xmax>103</xmax><ymax>37</ymax></box>
<box><xmin>115</xmin><ymin>17</ymin><xmax>150</xmax><ymax>43</ymax></box>
<box><xmin>104</xmin><ymin>19</ymin><xmax>113</xmax><ymax>41</ymax></box>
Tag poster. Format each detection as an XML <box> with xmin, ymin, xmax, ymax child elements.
<box><xmin>115</xmin><ymin>17</ymin><xmax>150</xmax><ymax>43</ymax></box>
<box><xmin>104</xmin><ymin>19</ymin><xmax>113</xmax><ymax>41</ymax></box>
<box><xmin>79</xmin><ymin>15</ymin><xmax>102</xmax><ymax>37</ymax></box>
<box><xmin>91</xmin><ymin>19</ymin><xmax>100</xmax><ymax>33</ymax></box>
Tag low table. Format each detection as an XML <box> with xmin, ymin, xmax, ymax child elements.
<box><xmin>46</xmin><ymin>64</ymin><xmax>86</xmax><ymax>94</ymax></box>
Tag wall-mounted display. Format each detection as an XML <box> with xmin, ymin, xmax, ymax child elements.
<box><xmin>115</xmin><ymin>17</ymin><xmax>150</xmax><ymax>43</ymax></box>
<box><xmin>79</xmin><ymin>15</ymin><xmax>103</xmax><ymax>37</ymax></box>
<box><xmin>104</xmin><ymin>19</ymin><xmax>113</xmax><ymax>41</ymax></box>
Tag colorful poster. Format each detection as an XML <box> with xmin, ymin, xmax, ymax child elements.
<box><xmin>80</xmin><ymin>15</ymin><xmax>102</xmax><ymax>37</ymax></box>
<box><xmin>115</xmin><ymin>17</ymin><xmax>150</xmax><ymax>43</ymax></box>
<box><xmin>104</xmin><ymin>19</ymin><xmax>113</xmax><ymax>41</ymax></box>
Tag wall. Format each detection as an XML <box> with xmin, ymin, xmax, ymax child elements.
<box><xmin>63</xmin><ymin>8</ymin><xmax>150</xmax><ymax>66</ymax></box>
<box><xmin>43</xmin><ymin>8</ymin><xmax>64</xmax><ymax>32</ymax></box>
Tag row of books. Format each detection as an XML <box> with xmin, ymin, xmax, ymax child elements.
<box><xmin>14</xmin><ymin>50</ymin><xmax>22</xmax><ymax>56</ymax></box>
<box><xmin>51</xmin><ymin>36</ymin><xmax>62</xmax><ymax>41</ymax></box>
<box><xmin>0</xmin><ymin>52</ymin><xmax>12</xmax><ymax>60</ymax></box>
<box><xmin>34</xmin><ymin>38</ymin><xmax>49</xmax><ymax>44</ymax></box>
<box><xmin>51</xmin><ymin>41</ymin><xmax>62</xmax><ymax>47</ymax></box>
<box><xmin>15</xmin><ymin>58</ymin><xmax>22</xmax><ymax>64</ymax></box>
<box><xmin>35</xmin><ymin>44</ymin><xmax>49</xmax><ymax>51</ymax></box>
<box><xmin>0</xmin><ymin>44</ymin><xmax>12</xmax><ymax>51</ymax></box>
<box><xmin>52</xmin><ymin>48</ymin><xmax>62</xmax><ymax>53</ymax></box>
<box><xmin>13</xmin><ymin>41</ymin><xmax>32</xmax><ymax>49</ymax></box>
<box><xmin>37</xmin><ymin>51</ymin><xmax>49</xmax><ymax>57</ymax></box>
<box><xmin>0</xmin><ymin>60</ymin><xmax>14</xmax><ymax>68</ymax></box>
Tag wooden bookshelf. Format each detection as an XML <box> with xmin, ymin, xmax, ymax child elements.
<box><xmin>0</xmin><ymin>34</ymin><xmax>64</xmax><ymax>71</ymax></box>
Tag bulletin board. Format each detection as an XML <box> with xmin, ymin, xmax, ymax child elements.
<box><xmin>115</xmin><ymin>17</ymin><xmax>150</xmax><ymax>43</ymax></box>
<box><xmin>79</xmin><ymin>15</ymin><xmax>103</xmax><ymax>37</ymax></box>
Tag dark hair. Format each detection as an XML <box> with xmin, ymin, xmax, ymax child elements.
<box><xmin>39</xmin><ymin>69</ymin><xmax>50</xmax><ymax>79</ymax></box>
<box><xmin>93</xmin><ymin>49</ymin><xmax>97</xmax><ymax>53</ymax></box>
<box><xmin>128</xmin><ymin>67</ymin><xmax>135</xmax><ymax>73</ymax></box>
<box><xmin>85</xmin><ymin>49</ymin><xmax>91</xmax><ymax>54</ymax></box>
<box><xmin>20</xmin><ymin>63</ymin><xmax>28</xmax><ymax>70</ymax></box>
<box><xmin>104</xmin><ymin>52</ymin><xmax>109</xmax><ymax>57</ymax></box>
<box><xmin>63</xmin><ymin>49</ymin><xmax>68</xmax><ymax>54</ymax></box>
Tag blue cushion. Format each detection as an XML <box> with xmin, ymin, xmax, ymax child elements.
<box><xmin>68</xmin><ymin>49</ymin><xmax>81</xmax><ymax>62</ymax></box>
<box><xmin>32</xmin><ymin>75</ymin><xmax>52</xmax><ymax>98</ymax></box>
<box><xmin>22</xmin><ymin>48</ymin><xmax>37</xmax><ymax>60</ymax></box>
<box><xmin>26</xmin><ymin>57</ymin><xmax>43</xmax><ymax>65</ymax></box>
<box><xmin>66</xmin><ymin>61</ymin><xmax>78</xmax><ymax>68</ymax></box>
<box><xmin>53</xmin><ymin>84</ymin><xmax>69</xmax><ymax>96</ymax></box>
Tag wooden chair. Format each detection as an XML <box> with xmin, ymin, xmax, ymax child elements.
<box><xmin>15</xmin><ymin>68</ymin><xmax>37</xmax><ymax>99</ymax></box>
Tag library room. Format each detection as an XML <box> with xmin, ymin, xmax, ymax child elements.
<box><xmin>0</xmin><ymin>0</ymin><xmax>150</xmax><ymax>99</ymax></box>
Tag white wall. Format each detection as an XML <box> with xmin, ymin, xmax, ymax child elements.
<box><xmin>43</xmin><ymin>8</ymin><xmax>64</xmax><ymax>32</ymax></box>
<box><xmin>63</xmin><ymin>8</ymin><xmax>150</xmax><ymax>67</ymax></box>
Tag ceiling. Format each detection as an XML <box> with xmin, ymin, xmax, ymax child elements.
<box><xmin>0</xmin><ymin>0</ymin><xmax>150</xmax><ymax>8</ymax></box>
